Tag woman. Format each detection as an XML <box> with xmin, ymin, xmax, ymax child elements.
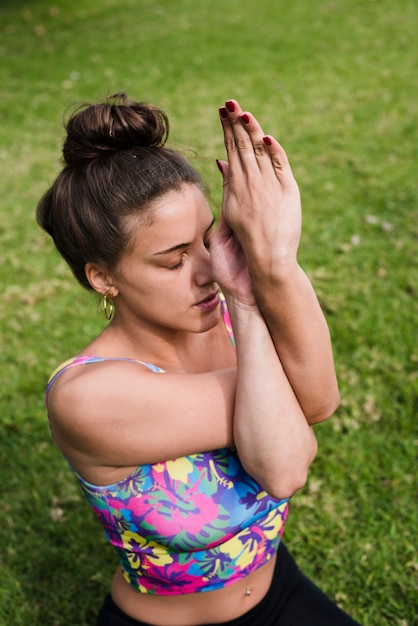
<box><xmin>37</xmin><ymin>94</ymin><xmax>359</xmax><ymax>625</ymax></box>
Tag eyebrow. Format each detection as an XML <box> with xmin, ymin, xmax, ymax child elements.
<box><xmin>153</xmin><ymin>217</ymin><xmax>215</xmax><ymax>256</ymax></box>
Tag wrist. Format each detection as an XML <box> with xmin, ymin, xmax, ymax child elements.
<box><xmin>237</xmin><ymin>230</ymin><xmax>300</xmax><ymax>277</ymax></box>
<box><xmin>223</xmin><ymin>293</ymin><xmax>261</xmax><ymax>319</ymax></box>
<box><xmin>248</xmin><ymin>257</ymin><xmax>301</xmax><ymax>289</ymax></box>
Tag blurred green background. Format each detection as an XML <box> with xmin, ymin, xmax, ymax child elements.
<box><xmin>1</xmin><ymin>1</ymin><xmax>416</xmax><ymax>624</ymax></box>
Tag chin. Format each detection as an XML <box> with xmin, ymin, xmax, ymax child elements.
<box><xmin>194</xmin><ymin>309</ymin><xmax>221</xmax><ymax>333</ymax></box>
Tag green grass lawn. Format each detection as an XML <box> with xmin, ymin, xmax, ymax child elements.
<box><xmin>1</xmin><ymin>1</ymin><xmax>417</xmax><ymax>624</ymax></box>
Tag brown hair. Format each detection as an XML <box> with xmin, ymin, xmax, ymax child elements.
<box><xmin>36</xmin><ymin>92</ymin><xmax>203</xmax><ymax>290</ymax></box>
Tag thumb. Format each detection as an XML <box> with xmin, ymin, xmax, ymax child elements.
<box><xmin>216</xmin><ymin>159</ymin><xmax>230</xmax><ymax>186</ymax></box>
<box><xmin>212</xmin><ymin>212</ymin><xmax>232</xmax><ymax>245</ymax></box>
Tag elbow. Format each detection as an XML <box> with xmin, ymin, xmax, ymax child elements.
<box><xmin>243</xmin><ymin>462</ymin><xmax>306</xmax><ymax>501</ymax></box>
<box><xmin>306</xmin><ymin>388</ymin><xmax>341</xmax><ymax>425</ymax></box>
<box><xmin>264</xmin><ymin>465</ymin><xmax>310</xmax><ymax>500</ymax></box>
<box><xmin>269</xmin><ymin>476</ymin><xmax>308</xmax><ymax>501</ymax></box>
<box><xmin>255</xmin><ymin>437</ymin><xmax>318</xmax><ymax>501</ymax></box>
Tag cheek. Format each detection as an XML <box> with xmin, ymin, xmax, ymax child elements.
<box><xmin>138</xmin><ymin>277</ymin><xmax>182</xmax><ymax>306</ymax></box>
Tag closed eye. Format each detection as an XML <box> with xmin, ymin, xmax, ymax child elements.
<box><xmin>168</xmin><ymin>253</ymin><xmax>186</xmax><ymax>270</ymax></box>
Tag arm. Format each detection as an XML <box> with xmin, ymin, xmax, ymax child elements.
<box><xmin>227</xmin><ymin>296</ymin><xmax>317</xmax><ymax>499</ymax></box>
<box><xmin>47</xmin><ymin>363</ymin><xmax>237</xmax><ymax>483</ymax></box>
<box><xmin>216</xmin><ymin>100</ymin><xmax>340</xmax><ymax>423</ymax></box>
<box><xmin>248</xmin><ymin>264</ymin><xmax>339</xmax><ymax>424</ymax></box>
<box><xmin>211</xmin><ymin>194</ymin><xmax>317</xmax><ymax>498</ymax></box>
<box><xmin>50</xmin><ymin>348</ymin><xmax>315</xmax><ymax>498</ymax></box>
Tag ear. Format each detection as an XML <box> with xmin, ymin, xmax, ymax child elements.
<box><xmin>85</xmin><ymin>263</ymin><xmax>119</xmax><ymax>297</ymax></box>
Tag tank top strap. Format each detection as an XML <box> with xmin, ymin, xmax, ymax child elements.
<box><xmin>46</xmin><ymin>355</ymin><xmax>164</xmax><ymax>394</ymax></box>
<box><xmin>219</xmin><ymin>291</ymin><xmax>235</xmax><ymax>348</ymax></box>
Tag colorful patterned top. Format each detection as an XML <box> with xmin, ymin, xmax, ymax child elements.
<box><xmin>46</xmin><ymin>294</ymin><xmax>289</xmax><ymax>595</ymax></box>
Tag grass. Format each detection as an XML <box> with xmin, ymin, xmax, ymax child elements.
<box><xmin>1</xmin><ymin>0</ymin><xmax>417</xmax><ymax>624</ymax></box>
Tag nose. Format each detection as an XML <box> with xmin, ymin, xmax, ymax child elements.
<box><xmin>194</xmin><ymin>244</ymin><xmax>213</xmax><ymax>286</ymax></box>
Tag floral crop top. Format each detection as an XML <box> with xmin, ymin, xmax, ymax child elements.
<box><xmin>45</xmin><ymin>295</ymin><xmax>289</xmax><ymax>595</ymax></box>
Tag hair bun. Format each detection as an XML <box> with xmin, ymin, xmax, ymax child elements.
<box><xmin>62</xmin><ymin>92</ymin><xmax>169</xmax><ymax>166</ymax></box>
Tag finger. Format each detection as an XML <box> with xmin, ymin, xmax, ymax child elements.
<box><xmin>213</xmin><ymin>211</ymin><xmax>232</xmax><ymax>241</ymax></box>
<box><xmin>219</xmin><ymin>104</ymin><xmax>244</xmax><ymax>171</ymax></box>
<box><xmin>216</xmin><ymin>159</ymin><xmax>230</xmax><ymax>187</ymax></box>
<box><xmin>222</xmin><ymin>101</ymin><xmax>269</xmax><ymax>174</ymax></box>
<box><xmin>238</xmin><ymin>111</ymin><xmax>273</xmax><ymax>172</ymax></box>
<box><xmin>225</xmin><ymin>100</ymin><xmax>261</xmax><ymax>165</ymax></box>
<box><xmin>262</xmin><ymin>135</ymin><xmax>298</xmax><ymax>189</ymax></box>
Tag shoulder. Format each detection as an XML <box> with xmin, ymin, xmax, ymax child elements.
<box><xmin>47</xmin><ymin>357</ymin><xmax>155</xmax><ymax>441</ymax></box>
<box><xmin>48</xmin><ymin>356</ymin><xmax>156</xmax><ymax>418</ymax></box>
<box><xmin>47</xmin><ymin>356</ymin><xmax>236</xmax><ymax>474</ymax></box>
<box><xmin>46</xmin><ymin>357</ymin><xmax>163</xmax><ymax>477</ymax></box>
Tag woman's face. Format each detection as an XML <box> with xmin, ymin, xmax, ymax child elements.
<box><xmin>111</xmin><ymin>183</ymin><xmax>220</xmax><ymax>335</ymax></box>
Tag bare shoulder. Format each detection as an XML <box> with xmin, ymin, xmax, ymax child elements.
<box><xmin>47</xmin><ymin>358</ymin><xmax>154</xmax><ymax>430</ymax></box>
<box><xmin>48</xmin><ymin>359</ymin><xmax>236</xmax><ymax>482</ymax></box>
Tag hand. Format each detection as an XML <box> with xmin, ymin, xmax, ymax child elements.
<box><xmin>210</xmin><ymin>212</ymin><xmax>257</xmax><ymax>307</ymax></box>
<box><xmin>217</xmin><ymin>99</ymin><xmax>302</xmax><ymax>273</ymax></box>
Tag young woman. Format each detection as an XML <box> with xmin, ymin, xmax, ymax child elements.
<box><xmin>37</xmin><ymin>94</ymin><xmax>360</xmax><ymax>625</ymax></box>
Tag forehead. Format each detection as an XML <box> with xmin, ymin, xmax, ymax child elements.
<box><xmin>126</xmin><ymin>184</ymin><xmax>213</xmax><ymax>253</ymax></box>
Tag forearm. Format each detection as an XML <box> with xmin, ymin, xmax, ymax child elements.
<box><xmin>226</xmin><ymin>296</ymin><xmax>318</xmax><ymax>499</ymax></box>
<box><xmin>215</xmin><ymin>100</ymin><xmax>339</xmax><ymax>424</ymax></box>
<box><xmin>249</xmin><ymin>259</ymin><xmax>340</xmax><ymax>423</ymax></box>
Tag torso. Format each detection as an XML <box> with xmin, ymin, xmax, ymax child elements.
<box><xmin>48</xmin><ymin>308</ymin><xmax>237</xmax><ymax>485</ymax></box>
<box><xmin>111</xmin><ymin>555</ymin><xmax>277</xmax><ymax>626</ymax></box>
<box><xmin>47</xmin><ymin>303</ymin><xmax>283</xmax><ymax>625</ymax></box>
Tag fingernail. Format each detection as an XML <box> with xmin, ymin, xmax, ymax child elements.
<box><xmin>216</xmin><ymin>159</ymin><xmax>223</xmax><ymax>173</ymax></box>
<box><xmin>263</xmin><ymin>136</ymin><xmax>272</xmax><ymax>146</ymax></box>
<box><xmin>225</xmin><ymin>100</ymin><xmax>236</xmax><ymax>113</ymax></box>
<box><xmin>219</xmin><ymin>107</ymin><xmax>228</xmax><ymax>119</ymax></box>
<box><xmin>240</xmin><ymin>113</ymin><xmax>250</xmax><ymax>125</ymax></box>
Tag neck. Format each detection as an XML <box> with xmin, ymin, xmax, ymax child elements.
<box><xmin>84</xmin><ymin>312</ymin><xmax>235</xmax><ymax>374</ymax></box>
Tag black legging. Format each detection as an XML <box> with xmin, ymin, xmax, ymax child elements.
<box><xmin>96</xmin><ymin>543</ymin><xmax>361</xmax><ymax>626</ymax></box>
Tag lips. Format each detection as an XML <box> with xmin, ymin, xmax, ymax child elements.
<box><xmin>198</xmin><ymin>291</ymin><xmax>218</xmax><ymax>304</ymax></box>
<box><xmin>195</xmin><ymin>291</ymin><xmax>220</xmax><ymax>309</ymax></box>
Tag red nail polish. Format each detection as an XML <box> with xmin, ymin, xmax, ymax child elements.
<box><xmin>225</xmin><ymin>100</ymin><xmax>236</xmax><ymax>113</ymax></box>
<box><xmin>263</xmin><ymin>136</ymin><xmax>272</xmax><ymax>146</ymax></box>
<box><xmin>240</xmin><ymin>113</ymin><xmax>250</xmax><ymax>124</ymax></box>
<box><xmin>219</xmin><ymin>107</ymin><xmax>228</xmax><ymax>119</ymax></box>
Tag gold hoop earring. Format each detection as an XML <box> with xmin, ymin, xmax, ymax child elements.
<box><xmin>101</xmin><ymin>292</ymin><xmax>115</xmax><ymax>321</ymax></box>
